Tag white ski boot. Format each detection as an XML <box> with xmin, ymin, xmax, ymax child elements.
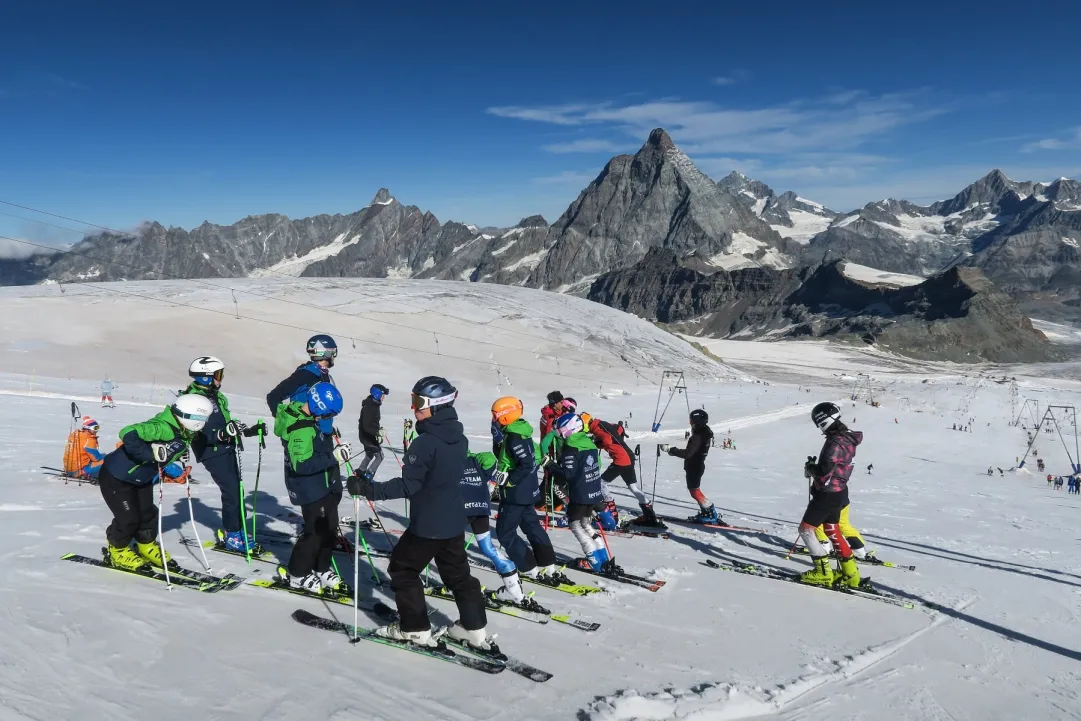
<box><xmin>446</xmin><ymin>621</ymin><xmax>495</xmax><ymax>651</ymax></box>
<box><xmin>375</xmin><ymin>622</ymin><xmax>439</xmax><ymax>647</ymax></box>
<box><xmin>493</xmin><ymin>571</ymin><xmax>525</xmax><ymax>604</ymax></box>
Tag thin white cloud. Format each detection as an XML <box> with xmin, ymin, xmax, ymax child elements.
<box><xmin>488</xmin><ymin>90</ymin><xmax>950</xmax><ymax>156</ymax></box>
<box><xmin>1022</xmin><ymin>127</ymin><xmax>1081</xmax><ymax>152</ymax></box>
<box><xmin>533</xmin><ymin>170</ymin><xmax>598</xmax><ymax>186</ymax></box>
<box><xmin>712</xmin><ymin>76</ymin><xmax>736</xmax><ymax>86</ymax></box>
<box><xmin>542</xmin><ymin>138</ymin><xmax>624</xmax><ymax>154</ymax></box>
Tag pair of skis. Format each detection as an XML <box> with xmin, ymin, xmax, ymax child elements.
<box><xmin>61</xmin><ymin>549</ymin><xmax>242</xmax><ymax>592</ymax></box>
<box><xmin>702</xmin><ymin>558</ymin><xmax>920</xmax><ymax>609</ymax></box>
<box><xmin>293</xmin><ymin>602</ymin><xmax>553</xmax><ymax>682</ymax></box>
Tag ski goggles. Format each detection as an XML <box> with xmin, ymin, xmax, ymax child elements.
<box><xmin>412</xmin><ymin>391</ymin><xmax>457</xmax><ymax>411</ymax></box>
<box><xmin>309</xmin><ymin>348</ymin><xmax>338</xmax><ymax>360</ymax></box>
<box><xmin>194</xmin><ymin>369</ymin><xmax>225</xmax><ymax>384</ymax></box>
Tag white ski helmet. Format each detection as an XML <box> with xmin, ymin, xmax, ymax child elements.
<box><xmin>188</xmin><ymin>356</ymin><xmax>225</xmax><ymax>386</ymax></box>
<box><xmin>172</xmin><ymin>394</ymin><xmax>214</xmax><ymax>432</ymax></box>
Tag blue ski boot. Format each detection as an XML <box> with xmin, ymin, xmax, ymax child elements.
<box><xmin>221</xmin><ymin>529</ymin><xmax>256</xmax><ymax>553</ymax></box>
<box><xmin>689</xmin><ymin>504</ymin><xmax>720</xmax><ymax>524</ymax></box>
<box><xmin>585</xmin><ymin>547</ymin><xmax>610</xmax><ymax>571</ymax></box>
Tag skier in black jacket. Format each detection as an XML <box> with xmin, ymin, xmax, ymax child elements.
<box><xmin>348</xmin><ymin>376</ymin><xmax>489</xmax><ymax>649</ymax></box>
<box><xmin>660</xmin><ymin>409</ymin><xmax>718</xmax><ymax>523</ymax></box>
<box><xmin>358</xmin><ymin>384</ymin><xmax>388</xmax><ymax>476</ymax></box>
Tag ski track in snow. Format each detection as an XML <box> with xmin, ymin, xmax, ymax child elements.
<box><xmin>1</xmin><ymin>281</ymin><xmax>1081</xmax><ymax>720</ymax></box>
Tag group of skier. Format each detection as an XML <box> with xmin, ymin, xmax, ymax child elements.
<box><xmin>87</xmin><ymin>331</ymin><xmax>875</xmax><ymax>653</ymax></box>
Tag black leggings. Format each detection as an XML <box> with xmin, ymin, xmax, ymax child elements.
<box><xmin>287</xmin><ymin>491</ymin><xmax>341</xmax><ymax>577</ymax></box>
<box><xmin>99</xmin><ymin>468</ymin><xmax>158</xmax><ymax>548</ymax></box>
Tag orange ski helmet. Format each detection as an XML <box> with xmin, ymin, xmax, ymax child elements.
<box><xmin>491</xmin><ymin>396</ymin><xmax>524</xmax><ymax>427</ymax></box>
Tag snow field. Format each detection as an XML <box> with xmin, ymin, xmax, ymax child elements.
<box><xmin>1</xmin><ymin>280</ymin><xmax>1081</xmax><ymax>720</ymax></box>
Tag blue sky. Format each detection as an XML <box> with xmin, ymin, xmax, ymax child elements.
<box><xmin>2</xmin><ymin>0</ymin><xmax>1080</xmax><ymax>254</ymax></box>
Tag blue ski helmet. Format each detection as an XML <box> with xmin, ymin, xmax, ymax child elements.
<box><xmin>307</xmin><ymin>382</ymin><xmax>343</xmax><ymax>419</ymax></box>
<box><xmin>370</xmin><ymin>384</ymin><xmax>389</xmax><ymax>403</ymax></box>
<box><xmin>306</xmin><ymin>334</ymin><xmax>338</xmax><ymax>366</ymax></box>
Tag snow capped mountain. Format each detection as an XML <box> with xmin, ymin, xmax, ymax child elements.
<box><xmin>717</xmin><ymin>172</ymin><xmax>838</xmax><ymax>244</ymax></box>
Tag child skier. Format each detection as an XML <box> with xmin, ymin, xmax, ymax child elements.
<box><xmin>538</xmin><ymin>397</ymin><xmax>577</xmax><ymax>513</ymax></box>
<box><xmin>582</xmin><ymin>412</ymin><xmax>659</xmax><ymax>527</ymax></box>
<box><xmin>798</xmin><ymin>402</ymin><xmax>863</xmax><ymax>588</ymax></box>
<box><xmin>358</xmin><ymin>384</ymin><xmax>389</xmax><ymax>476</ymax></box>
<box><xmin>266</xmin><ymin>334</ymin><xmax>338</xmax><ymax>414</ymax></box>
<box><xmin>63</xmin><ymin>415</ymin><xmax>105</xmax><ymax>480</ymax></box>
<box><xmin>490</xmin><ymin>396</ymin><xmax>564</xmax><ymax>584</ymax></box>
<box><xmin>459</xmin><ymin>449</ymin><xmax>527</xmax><ymax>604</ymax></box>
<box><xmin>273</xmin><ymin>382</ymin><xmax>348</xmax><ymax>593</ymax></box>
<box><xmin>97</xmin><ymin>395</ymin><xmax>214</xmax><ymax>570</ymax></box>
<box><xmin>181</xmin><ymin>356</ymin><xmax>265</xmax><ymax>553</ymax></box>
<box><xmin>553</xmin><ymin>413</ymin><xmax>619</xmax><ymax>572</ymax></box>
<box><xmin>659</xmin><ymin>409</ymin><xmax>718</xmax><ymax>523</ymax></box>
<box><xmin>348</xmin><ymin>377</ymin><xmax>490</xmax><ymax>648</ymax></box>
<box><xmin>100</xmin><ymin>378</ymin><xmax>115</xmax><ymax>408</ymax></box>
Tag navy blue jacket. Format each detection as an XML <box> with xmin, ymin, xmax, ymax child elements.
<box><xmin>358</xmin><ymin>396</ymin><xmax>382</xmax><ymax>452</ymax></box>
<box><xmin>181</xmin><ymin>384</ymin><xmax>235</xmax><ymax>463</ymax></box>
<box><xmin>102</xmin><ymin>409</ymin><xmax>190</xmax><ymax>486</ymax></box>
<box><xmin>277</xmin><ymin>405</ymin><xmax>342</xmax><ymax>505</ymax></box>
<box><xmin>367</xmin><ymin>408</ymin><xmax>468</xmax><ymax>540</ymax></box>
<box><xmin>558</xmin><ymin>442</ymin><xmax>604</xmax><ymax>505</ymax></box>
<box><xmin>497</xmin><ymin>429</ymin><xmax>541</xmax><ymax>506</ymax></box>
<box><xmin>266</xmin><ymin>362</ymin><xmax>333</xmax><ymax>415</ymax></box>
<box><xmin>460</xmin><ymin>452</ymin><xmax>496</xmax><ymax>518</ymax></box>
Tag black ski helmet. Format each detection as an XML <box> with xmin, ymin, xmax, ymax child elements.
<box><xmin>306</xmin><ymin>334</ymin><xmax>338</xmax><ymax>366</ymax></box>
<box><xmin>690</xmin><ymin>409</ymin><xmax>709</xmax><ymax>427</ymax></box>
<box><xmin>811</xmin><ymin>402</ymin><xmax>842</xmax><ymax>433</ymax></box>
<box><xmin>411</xmin><ymin>376</ymin><xmax>457</xmax><ymax>413</ymax></box>
<box><xmin>547</xmin><ymin>390</ymin><xmax>564</xmax><ymax>406</ymax></box>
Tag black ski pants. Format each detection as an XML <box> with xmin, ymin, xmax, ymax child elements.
<box><xmin>202</xmin><ymin>452</ymin><xmax>242</xmax><ymax>533</ymax></box>
<box><xmin>496</xmin><ymin>502</ymin><xmax>556</xmax><ymax>573</ymax></box>
<box><xmin>602</xmin><ymin>463</ymin><xmax>637</xmax><ymax>486</ymax></box>
<box><xmin>388</xmin><ymin>529</ymin><xmax>487</xmax><ymax>633</ymax></box>
<box><xmin>99</xmin><ymin>467</ymin><xmax>158</xmax><ymax>548</ymax></box>
<box><xmin>287</xmin><ymin>491</ymin><xmax>341</xmax><ymax>578</ymax></box>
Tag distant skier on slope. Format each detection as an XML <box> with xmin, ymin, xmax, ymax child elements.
<box><xmin>659</xmin><ymin>409</ymin><xmax>718</xmax><ymax>524</ymax></box>
<box><xmin>63</xmin><ymin>415</ymin><xmax>105</xmax><ymax>480</ymax></box>
<box><xmin>97</xmin><ymin>395</ymin><xmax>213</xmax><ymax>571</ymax></box>
<box><xmin>272</xmin><ymin>382</ymin><xmax>347</xmax><ymax>593</ymax></box>
<box><xmin>179</xmin><ymin>356</ymin><xmax>265</xmax><ymax>553</ymax></box>
<box><xmin>797</xmin><ymin>402</ymin><xmax>862</xmax><ymax>588</ymax></box>
<box><xmin>358</xmin><ymin>384</ymin><xmax>389</xmax><ymax>476</ymax></box>
<box><xmin>348</xmin><ymin>377</ymin><xmax>490</xmax><ymax>648</ymax></box>
<box><xmin>100</xmin><ymin>378</ymin><xmax>115</xmax><ymax>408</ymax></box>
<box><xmin>266</xmin><ymin>334</ymin><xmax>338</xmax><ymax>415</ymax></box>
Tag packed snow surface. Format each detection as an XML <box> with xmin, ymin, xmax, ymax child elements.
<box><xmin>2</xmin><ymin>279</ymin><xmax>1081</xmax><ymax>720</ymax></box>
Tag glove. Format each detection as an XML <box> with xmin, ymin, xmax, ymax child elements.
<box><xmin>151</xmin><ymin>443</ymin><xmax>169</xmax><ymax>463</ymax></box>
<box><xmin>333</xmin><ymin>443</ymin><xmax>352</xmax><ymax>465</ymax></box>
<box><xmin>658</xmin><ymin>444</ymin><xmax>671</xmax><ymax>453</ymax></box>
<box><xmin>216</xmin><ymin>421</ymin><xmax>240</xmax><ymax>442</ymax></box>
<box><xmin>347</xmin><ymin>471</ymin><xmax>374</xmax><ymax>498</ymax></box>
<box><xmin>491</xmin><ymin>421</ymin><xmax>504</xmax><ymax>445</ymax></box>
<box><xmin>242</xmin><ymin>420</ymin><xmax>266</xmax><ymax>438</ymax></box>
<box><xmin>492</xmin><ymin>470</ymin><xmax>508</xmax><ymax>487</ymax></box>
<box><xmin>804</xmin><ymin>456</ymin><xmax>817</xmax><ymax>479</ymax></box>
<box><xmin>163</xmin><ymin>462</ymin><xmax>184</xmax><ymax>479</ymax></box>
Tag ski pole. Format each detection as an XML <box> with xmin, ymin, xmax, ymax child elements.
<box><xmin>594</xmin><ymin>517</ymin><xmax>612</xmax><ymax>558</ymax></box>
<box><xmin>251</xmin><ymin>422</ymin><xmax>264</xmax><ymax>544</ymax></box>
<box><xmin>334</xmin><ymin>435</ymin><xmax>382</xmax><ymax>585</ymax></box>
<box><xmin>353</xmin><ymin>495</ymin><xmax>360</xmax><ymax>641</ymax></box>
<box><xmin>652</xmin><ymin>444</ymin><xmax>661</xmax><ymax>505</ymax></box>
<box><xmin>236</xmin><ymin>438</ymin><xmax>252</xmax><ymax>563</ymax></box>
<box><xmin>182</xmin><ymin>464</ymin><xmax>212</xmax><ymax>571</ymax></box>
<box><xmin>785</xmin><ymin>534</ymin><xmax>801</xmax><ymax>560</ymax></box>
<box><xmin>155</xmin><ymin>462</ymin><xmax>172</xmax><ymax>588</ymax></box>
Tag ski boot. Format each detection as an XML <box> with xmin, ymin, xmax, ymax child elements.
<box><xmin>530</xmin><ymin>564</ymin><xmax>573</xmax><ymax>587</ymax></box>
<box><xmin>595</xmin><ymin>501</ymin><xmax>619</xmax><ymax>530</ymax></box>
<box><xmin>106</xmin><ymin>543</ymin><xmax>149</xmax><ymax>571</ymax></box>
<box><xmin>600</xmin><ymin>558</ymin><xmax>625</xmax><ymax>575</ymax></box>
<box><xmin>493</xmin><ymin>571</ymin><xmax>526</xmax><ymax>604</ymax></box>
<box><xmin>375</xmin><ymin>622</ymin><xmax>439</xmax><ymax>647</ymax></box>
<box><xmin>629</xmin><ymin>503</ymin><xmax>667</xmax><ymax>528</ymax></box>
<box><xmin>315</xmin><ymin>568</ymin><xmax>345</xmax><ymax>593</ymax></box>
<box><xmin>799</xmin><ymin>556</ymin><xmax>835</xmax><ymax>586</ymax></box>
<box><xmin>220</xmin><ymin>529</ymin><xmax>260</xmax><ymax>554</ymax></box>
<box><xmin>688</xmin><ymin>504</ymin><xmax>721</xmax><ymax>524</ymax></box>
<box><xmin>837</xmin><ymin>557</ymin><xmax>861</xmax><ymax>588</ymax></box>
<box><xmin>584</xmin><ymin>547</ymin><xmax>610</xmax><ymax>572</ymax></box>
<box><xmin>447</xmin><ymin>621</ymin><xmax>497</xmax><ymax>652</ymax></box>
<box><xmin>135</xmin><ymin>539</ymin><xmax>172</xmax><ymax>569</ymax></box>
<box><xmin>278</xmin><ymin>566</ymin><xmax>323</xmax><ymax>594</ymax></box>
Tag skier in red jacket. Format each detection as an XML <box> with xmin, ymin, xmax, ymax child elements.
<box><xmin>583</xmin><ymin>413</ymin><xmax>659</xmax><ymax>526</ymax></box>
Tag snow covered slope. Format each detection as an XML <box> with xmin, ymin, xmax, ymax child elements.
<box><xmin>2</xmin><ymin>279</ymin><xmax>1081</xmax><ymax>721</ymax></box>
